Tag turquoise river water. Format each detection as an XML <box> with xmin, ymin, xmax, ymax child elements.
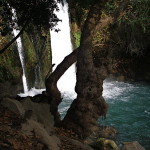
<box><xmin>59</xmin><ymin>79</ymin><xmax>150</xmax><ymax>149</ymax></box>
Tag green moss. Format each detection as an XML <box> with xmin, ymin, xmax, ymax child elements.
<box><xmin>22</xmin><ymin>32</ymin><xmax>36</xmax><ymax>64</ymax></box>
<box><xmin>45</xmin><ymin>33</ymin><xmax>52</xmax><ymax>62</ymax></box>
<box><xmin>0</xmin><ymin>35</ymin><xmax>22</xmax><ymax>81</ymax></box>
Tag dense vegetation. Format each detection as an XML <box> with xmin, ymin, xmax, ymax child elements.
<box><xmin>70</xmin><ymin>0</ymin><xmax>150</xmax><ymax>55</ymax></box>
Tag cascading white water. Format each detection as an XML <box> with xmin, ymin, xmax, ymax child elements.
<box><xmin>11</xmin><ymin>8</ymin><xmax>28</xmax><ymax>93</ymax></box>
<box><xmin>11</xmin><ymin>8</ymin><xmax>45</xmax><ymax>97</ymax></box>
<box><xmin>50</xmin><ymin>0</ymin><xmax>76</xmax><ymax>99</ymax></box>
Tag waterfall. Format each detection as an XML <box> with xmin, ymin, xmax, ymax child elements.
<box><xmin>11</xmin><ymin>1</ymin><xmax>76</xmax><ymax>97</ymax></box>
<box><xmin>50</xmin><ymin>0</ymin><xmax>76</xmax><ymax>99</ymax></box>
<box><xmin>11</xmin><ymin>8</ymin><xmax>28</xmax><ymax>93</ymax></box>
<box><xmin>12</xmin><ymin>8</ymin><xmax>45</xmax><ymax>97</ymax></box>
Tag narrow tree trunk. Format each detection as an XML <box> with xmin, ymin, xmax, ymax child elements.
<box><xmin>45</xmin><ymin>48</ymin><xmax>78</xmax><ymax>124</ymax></box>
<box><xmin>62</xmin><ymin>1</ymin><xmax>109</xmax><ymax>138</ymax></box>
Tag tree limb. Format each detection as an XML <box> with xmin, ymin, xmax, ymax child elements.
<box><xmin>0</xmin><ymin>18</ymin><xmax>29</xmax><ymax>54</ymax></box>
<box><xmin>45</xmin><ymin>47</ymin><xmax>79</xmax><ymax>124</ymax></box>
<box><xmin>45</xmin><ymin>47</ymin><xmax>79</xmax><ymax>94</ymax></box>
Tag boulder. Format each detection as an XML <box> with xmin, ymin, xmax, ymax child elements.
<box><xmin>96</xmin><ymin>138</ymin><xmax>119</xmax><ymax>150</ymax></box>
<box><xmin>0</xmin><ymin>81</ymin><xmax>22</xmax><ymax>99</ymax></box>
<box><xmin>1</xmin><ymin>98</ymin><xmax>25</xmax><ymax>116</ymax></box>
<box><xmin>22</xmin><ymin>119</ymin><xmax>60</xmax><ymax>150</ymax></box>
<box><xmin>59</xmin><ymin>136</ymin><xmax>94</xmax><ymax>150</ymax></box>
<box><xmin>121</xmin><ymin>141</ymin><xmax>145</xmax><ymax>150</ymax></box>
<box><xmin>84</xmin><ymin>126</ymin><xmax>118</xmax><ymax>150</ymax></box>
<box><xmin>21</xmin><ymin>97</ymin><xmax>54</xmax><ymax>133</ymax></box>
<box><xmin>84</xmin><ymin>126</ymin><xmax>117</xmax><ymax>145</ymax></box>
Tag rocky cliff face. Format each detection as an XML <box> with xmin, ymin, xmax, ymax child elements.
<box><xmin>0</xmin><ymin>24</ymin><xmax>52</xmax><ymax>90</ymax></box>
<box><xmin>21</xmin><ymin>24</ymin><xmax>52</xmax><ymax>89</ymax></box>
<box><xmin>0</xmin><ymin>34</ymin><xmax>22</xmax><ymax>83</ymax></box>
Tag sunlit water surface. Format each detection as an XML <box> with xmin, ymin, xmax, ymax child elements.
<box><xmin>59</xmin><ymin>79</ymin><xmax>150</xmax><ymax>149</ymax></box>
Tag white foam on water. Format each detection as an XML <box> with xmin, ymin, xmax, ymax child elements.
<box><xmin>144</xmin><ymin>110</ymin><xmax>150</xmax><ymax>115</ymax></box>
<box><xmin>103</xmin><ymin>79</ymin><xmax>134</xmax><ymax>102</ymax></box>
<box><xmin>18</xmin><ymin>88</ymin><xmax>45</xmax><ymax>97</ymax></box>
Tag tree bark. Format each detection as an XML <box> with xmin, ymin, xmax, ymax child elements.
<box><xmin>62</xmin><ymin>1</ymin><xmax>109</xmax><ymax>138</ymax></box>
<box><xmin>45</xmin><ymin>47</ymin><xmax>79</xmax><ymax>124</ymax></box>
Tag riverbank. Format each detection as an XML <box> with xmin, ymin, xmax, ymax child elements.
<box><xmin>0</xmin><ymin>80</ymin><xmax>148</xmax><ymax>150</ymax></box>
<box><xmin>0</xmin><ymin>100</ymin><xmax>93</xmax><ymax>150</ymax></box>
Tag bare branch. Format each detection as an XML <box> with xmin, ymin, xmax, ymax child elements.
<box><xmin>0</xmin><ymin>18</ymin><xmax>29</xmax><ymax>54</ymax></box>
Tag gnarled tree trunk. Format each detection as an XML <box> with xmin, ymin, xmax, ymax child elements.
<box><xmin>45</xmin><ymin>48</ymin><xmax>78</xmax><ymax>124</ymax></box>
<box><xmin>62</xmin><ymin>1</ymin><xmax>109</xmax><ymax>138</ymax></box>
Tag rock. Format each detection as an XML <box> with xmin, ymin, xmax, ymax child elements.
<box><xmin>0</xmin><ymin>81</ymin><xmax>22</xmax><ymax>98</ymax></box>
<box><xmin>98</xmin><ymin>126</ymin><xmax>117</xmax><ymax>139</ymax></box>
<box><xmin>84</xmin><ymin>126</ymin><xmax>118</xmax><ymax>149</ymax></box>
<box><xmin>21</xmin><ymin>97</ymin><xmax>54</xmax><ymax>133</ymax></box>
<box><xmin>97</xmin><ymin>138</ymin><xmax>120</xmax><ymax>150</ymax></box>
<box><xmin>31</xmin><ymin>93</ymin><xmax>49</xmax><ymax>103</ymax></box>
<box><xmin>60</xmin><ymin>136</ymin><xmax>94</xmax><ymax>150</ymax></box>
<box><xmin>22</xmin><ymin>119</ymin><xmax>61</xmax><ymax>150</ymax></box>
<box><xmin>117</xmin><ymin>76</ymin><xmax>125</xmax><ymax>82</ymax></box>
<box><xmin>85</xmin><ymin>137</ymin><xmax>119</xmax><ymax>150</ymax></box>
<box><xmin>121</xmin><ymin>141</ymin><xmax>145</xmax><ymax>150</ymax></box>
<box><xmin>1</xmin><ymin>98</ymin><xmax>25</xmax><ymax>116</ymax></box>
<box><xmin>22</xmin><ymin>25</ymin><xmax>51</xmax><ymax>89</ymax></box>
<box><xmin>84</xmin><ymin>126</ymin><xmax>117</xmax><ymax>145</ymax></box>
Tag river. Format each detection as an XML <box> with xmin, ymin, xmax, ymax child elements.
<box><xmin>59</xmin><ymin>79</ymin><xmax>150</xmax><ymax>149</ymax></box>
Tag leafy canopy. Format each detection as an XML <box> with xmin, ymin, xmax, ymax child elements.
<box><xmin>0</xmin><ymin>0</ymin><xmax>63</xmax><ymax>36</ymax></box>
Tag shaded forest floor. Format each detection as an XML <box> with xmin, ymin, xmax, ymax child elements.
<box><xmin>0</xmin><ymin>104</ymin><xmax>49</xmax><ymax>150</ymax></box>
<box><xmin>0</xmin><ymin>103</ymin><xmax>84</xmax><ymax>150</ymax></box>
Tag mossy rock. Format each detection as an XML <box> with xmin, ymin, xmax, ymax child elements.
<box><xmin>0</xmin><ymin>34</ymin><xmax>22</xmax><ymax>82</ymax></box>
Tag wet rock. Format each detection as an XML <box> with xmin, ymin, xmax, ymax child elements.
<box><xmin>84</xmin><ymin>126</ymin><xmax>117</xmax><ymax>143</ymax></box>
<box><xmin>84</xmin><ymin>138</ymin><xmax>119</xmax><ymax>150</ymax></box>
<box><xmin>121</xmin><ymin>141</ymin><xmax>145</xmax><ymax>150</ymax></box>
<box><xmin>84</xmin><ymin>126</ymin><xmax>118</xmax><ymax>149</ymax></box>
<box><xmin>96</xmin><ymin>138</ymin><xmax>119</xmax><ymax>150</ymax></box>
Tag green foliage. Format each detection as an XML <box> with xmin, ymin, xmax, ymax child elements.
<box><xmin>67</xmin><ymin>0</ymin><xmax>99</xmax><ymax>8</ymax></box>
<box><xmin>73</xmin><ymin>31</ymin><xmax>81</xmax><ymax>48</ymax></box>
<box><xmin>0</xmin><ymin>0</ymin><xmax>63</xmax><ymax>37</ymax></box>
<box><xmin>102</xmin><ymin>0</ymin><xmax>150</xmax><ymax>32</ymax></box>
<box><xmin>93</xmin><ymin>27</ymin><xmax>110</xmax><ymax>46</ymax></box>
<box><xmin>126</xmin><ymin>0</ymin><xmax>149</xmax><ymax>32</ymax></box>
<box><xmin>104</xmin><ymin>0</ymin><xmax>119</xmax><ymax>14</ymax></box>
<box><xmin>95</xmin><ymin>0</ymin><xmax>150</xmax><ymax>57</ymax></box>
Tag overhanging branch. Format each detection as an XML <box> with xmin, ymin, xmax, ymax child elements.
<box><xmin>45</xmin><ymin>47</ymin><xmax>79</xmax><ymax>94</ymax></box>
<box><xmin>0</xmin><ymin>19</ymin><xmax>29</xmax><ymax>54</ymax></box>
